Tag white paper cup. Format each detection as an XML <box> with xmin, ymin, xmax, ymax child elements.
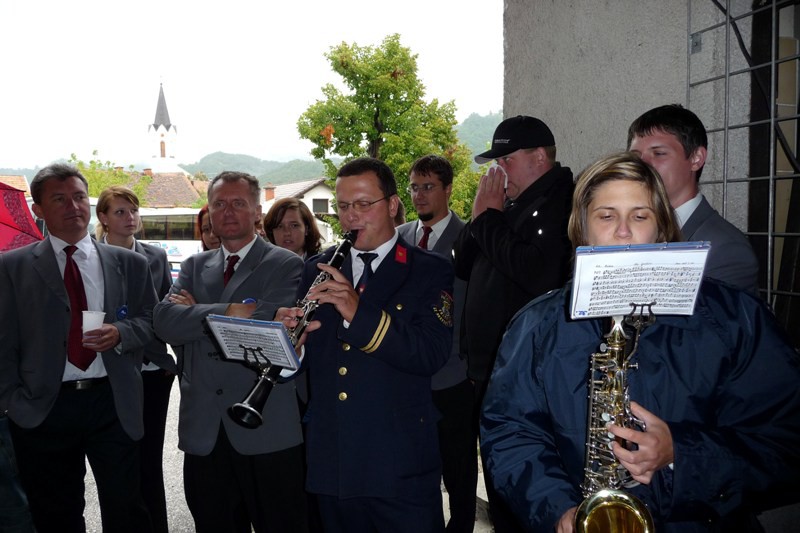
<box><xmin>82</xmin><ymin>311</ymin><xmax>105</xmax><ymax>333</ymax></box>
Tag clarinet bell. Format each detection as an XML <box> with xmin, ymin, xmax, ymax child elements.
<box><xmin>228</xmin><ymin>371</ymin><xmax>276</xmax><ymax>429</ymax></box>
<box><xmin>229</xmin><ymin>401</ymin><xmax>264</xmax><ymax>429</ymax></box>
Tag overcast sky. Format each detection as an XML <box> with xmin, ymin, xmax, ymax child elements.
<box><xmin>0</xmin><ymin>0</ymin><xmax>503</xmax><ymax>169</ymax></box>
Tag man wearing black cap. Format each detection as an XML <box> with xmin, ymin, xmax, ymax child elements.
<box><xmin>453</xmin><ymin>115</ymin><xmax>574</xmax><ymax>532</ymax></box>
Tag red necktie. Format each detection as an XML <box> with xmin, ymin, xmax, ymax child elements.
<box><xmin>418</xmin><ymin>226</ymin><xmax>433</xmax><ymax>250</ymax></box>
<box><xmin>224</xmin><ymin>254</ymin><xmax>240</xmax><ymax>286</ymax></box>
<box><xmin>64</xmin><ymin>245</ymin><xmax>96</xmax><ymax>370</ymax></box>
<box><xmin>356</xmin><ymin>253</ymin><xmax>378</xmax><ymax>294</ymax></box>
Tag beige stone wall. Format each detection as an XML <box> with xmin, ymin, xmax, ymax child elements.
<box><xmin>503</xmin><ymin>0</ymin><xmax>687</xmax><ymax>174</ymax></box>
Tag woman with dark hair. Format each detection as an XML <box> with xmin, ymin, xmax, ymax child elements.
<box><xmin>197</xmin><ymin>204</ymin><xmax>220</xmax><ymax>251</ymax></box>
<box><xmin>480</xmin><ymin>152</ymin><xmax>800</xmax><ymax>532</ymax></box>
<box><xmin>95</xmin><ymin>186</ymin><xmax>176</xmax><ymax>533</ymax></box>
<box><xmin>263</xmin><ymin>198</ymin><xmax>322</xmax><ymax>258</ymax></box>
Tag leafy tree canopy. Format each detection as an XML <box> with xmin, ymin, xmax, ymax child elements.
<box><xmin>69</xmin><ymin>151</ymin><xmax>150</xmax><ymax>204</ymax></box>
<box><xmin>297</xmin><ymin>33</ymin><xmax>480</xmax><ymax>226</ymax></box>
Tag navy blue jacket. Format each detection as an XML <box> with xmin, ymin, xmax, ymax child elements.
<box><xmin>301</xmin><ymin>236</ymin><xmax>453</xmax><ymax>499</ymax></box>
<box><xmin>481</xmin><ymin>279</ymin><xmax>800</xmax><ymax>532</ymax></box>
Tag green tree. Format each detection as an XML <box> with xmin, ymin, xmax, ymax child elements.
<box><xmin>68</xmin><ymin>151</ymin><xmax>150</xmax><ymax>204</ymax></box>
<box><xmin>297</xmin><ymin>34</ymin><xmax>480</xmax><ymax>224</ymax></box>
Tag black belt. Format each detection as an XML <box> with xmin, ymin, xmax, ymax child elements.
<box><xmin>61</xmin><ymin>376</ymin><xmax>108</xmax><ymax>390</ymax></box>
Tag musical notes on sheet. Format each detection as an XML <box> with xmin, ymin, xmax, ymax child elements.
<box><xmin>570</xmin><ymin>242</ymin><xmax>710</xmax><ymax>319</ymax></box>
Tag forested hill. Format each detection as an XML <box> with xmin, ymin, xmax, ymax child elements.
<box><xmin>2</xmin><ymin>112</ymin><xmax>502</xmax><ymax>184</ymax></box>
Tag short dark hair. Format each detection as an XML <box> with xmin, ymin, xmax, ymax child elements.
<box><xmin>208</xmin><ymin>171</ymin><xmax>261</xmax><ymax>204</ymax></box>
<box><xmin>627</xmin><ymin>104</ymin><xmax>708</xmax><ymax>179</ymax></box>
<box><xmin>337</xmin><ymin>157</ymin><xmax>397</xmax><ymax>197</ymax></box>
<box><xmin>30</xmin><ymin>163</ymin><xmax>88</xmax><ymax>204</ymax></box>
<box><xmin>409</xmin><ymin>155</ymin><xmax>453</xmax><ymax>187</ymax></box>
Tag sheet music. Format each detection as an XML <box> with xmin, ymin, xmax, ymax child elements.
<box><xmin>206</xmin><ymin>314</ymin><xmax>300</xmax><ymax>370</ymax></box>
<box><xmin>570</xmin><ymin>242</ymin><xmax>710</xmax><ymax>319</ymax></box>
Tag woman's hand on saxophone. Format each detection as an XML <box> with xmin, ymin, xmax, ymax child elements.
<box><xmin>557</xmin><ymin>506</ymin><xmax>577</xmax><ymax>533</ymax></box>
<box><xmin>307</xmin><ymin>263</ymin><xmax>360</xmax><ymax>323</ymax></box>
<box><xmin>609</xmin><ymin>401</ymin><xmax>674</xmax><ymax>484</ymax></box>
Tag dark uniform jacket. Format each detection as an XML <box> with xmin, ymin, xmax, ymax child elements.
<box><xmin>301</xmin><ymin>236</ymin><xmax>453</xmax><ymax>499</ymax></box>
<box><xmin>481</xmin><ymin>279</ymin><xmax>800</xmax><ymax>532</ymax></box>
<box><xmin>453</xmin><ymin>163</ymin><xmax>574</xmax><ymax>381</ymax></box>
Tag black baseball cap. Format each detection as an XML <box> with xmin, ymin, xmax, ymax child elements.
<box><xmin>474</xmin><ymin>115</ymin><xmax>556</xmax><ymax>164</ymax></box>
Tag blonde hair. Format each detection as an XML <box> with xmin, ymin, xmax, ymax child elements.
<box><xmin>568</xmin><ymin>152</ymin><xmax>681</xmax><ymax>247</ymax></box>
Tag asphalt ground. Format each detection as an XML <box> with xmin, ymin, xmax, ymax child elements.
<box><xmin>83</xmin><ymin>379</ymin><xmax>493</xmax><ymax>532</ymax></box>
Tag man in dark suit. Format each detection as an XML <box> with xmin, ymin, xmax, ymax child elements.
<box><xmin>153</xmin><ymin>171</ymin><xmax>307</xmax><ymax>533</ymax></box>
<box><xmin>453</xmin><ymin>116</ymin><xmax>574</xmax><ymax>533</ymax></box>
<box><xmin>283</xmin><ymin>157</ymin><xmax>454</xmax><ymax>532</ymax></box>
<box><xmin>397</xmin><ymin>155</ymin><xmax>476</xmax><ymax>532</ymax></box>
<box><xmin>628</xmin><ymin>104</ymin><xmax>759</xmax><ymax>294</ymax></box>
<box><xmin>0</xmin><ymin>164</ymin><xmax>157</xmax><ymax>533</ymax></box>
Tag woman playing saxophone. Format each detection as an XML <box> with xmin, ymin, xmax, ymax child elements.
<box><xmin>480</xmin><ymin>152</ymin><xmax>800</xmax><ymax>532</ymax></box>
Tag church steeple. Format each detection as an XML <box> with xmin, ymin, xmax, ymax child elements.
<box><xmin>151</xmin><ymin>84</ymin><xmax>174</xmax><ymax>132</ymax></box>
<box><xmin>147</xmin><ymin>84</ymin><xmax>178</xmax><ymax>159</ymax></box>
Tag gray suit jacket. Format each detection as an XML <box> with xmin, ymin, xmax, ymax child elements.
<box><xmin>398</xmin><ymin>212</ymin><xmax>468</xmax><ymax>390</ymax></box>
<box><xmin>153</xmin><ymin>237</ymin><xmax>304</xmax><ymax>456</ymax></box>
<box><xmin>683</xmin><ymin>196</ymin><xmax>759</xmax><ymax>295</ymax></box>
<box><xmin>136</xmin><ymin>241</ymin><xmax>177</xmax><ymax>373</ymax></box>
<box><xmin>0</xmin><ymin>238</ymin><xmax>158</xmax><ymax>439</ymax></box>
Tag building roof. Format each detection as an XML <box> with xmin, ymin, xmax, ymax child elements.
<box><xmin>270</xmin><ymin>178</ymin><xmax>327</xmax><ymax>199</ymax></box>
<box><xmin>0</xmin><ymin>175</ymin><xmax>29</xmax><ymax>194</ymax></box>
<box><xmin>150</xmin><ymin>84</ymin><xmax>174</xmax><ymax>132</ymax></box>
<box><xmin>130</xmin><ymin>172</ymin><xmax>201</xmax><ymax>207</ymax></box>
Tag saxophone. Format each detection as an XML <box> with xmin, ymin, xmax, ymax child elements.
<box><xmin>575</xmin><ymin>303</ymin><xmax>656</xmax><ymax>533</ymax></box>
<box><xmin>228</xmin><ymin>230</ymin><xmax>358</xmax><ymax>429</ymax></box>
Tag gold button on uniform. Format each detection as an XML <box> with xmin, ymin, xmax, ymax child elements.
<box><xmin>338</xmin><ymin>392</ymin><xmax>348</xmax><ymax>401</ymax></box>
<box><xmin>342</xmin><ymin>343</ymin><xmax>351</xmax><ymax>351</ymax></box>
<box><xmin>395</xmin><ymin>303</ymin><xmax>403</xmax><ymax>310</ymax></box>
<box><xmin>338</xmin><ymin>367</ymin><xmax>347</xmax><ymax>376</ymax></box>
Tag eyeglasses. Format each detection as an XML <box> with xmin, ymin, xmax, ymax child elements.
<box><xmin>407</xmin><ymin>183</ymin><xmax>440</xmax><ymax>194</ymax></box>
<box><xmin>336</xmin><ymin>197</ymin><xmax>388</xmax><ymax>213</ymax></box>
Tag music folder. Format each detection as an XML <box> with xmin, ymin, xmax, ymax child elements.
<box><xmin>570</xmin><ymin>241</ymin><xmax>710</xmax><ymax>319</ymax></box>
<box><xmin>206</xmin><ymin>314</ymin><xmax>301</xmax><ymax>371</ymax></box>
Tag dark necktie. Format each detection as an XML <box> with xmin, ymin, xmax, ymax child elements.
<box><xmin>64</xmin><ymin>245</ymin><xmax>96</xmax><ymax>370</ymax></box>
<box><xmin>223</xmin><ymin>254</ymin><xmax>240</xmax><ymax>286</ymax></box>
<box><xmin>418</xmin><ymin>225</ymin><xmax>433</xmax><ymax>250</ymax></box>
<box><xmin>356</xmin><ymin>252</ymin><xmax>378</xmax><ymax>294</ymax></box>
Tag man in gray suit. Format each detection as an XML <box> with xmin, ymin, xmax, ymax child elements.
<box><xmin>0</xmin><ymin>164</ymin><xmax>157</xmax><ymax>532</ymax></box>
<box><xmin>398</xmin><ymin>155</ymin><xmax>477</xmax><ymax>532</ymax></box>
<box><xmin>628</xmin><ymin>104</ymin><xmax>759</xmax><ymax>294</ymax></box>
<box><xmin>153</xmin><ymin>171</ymin><xmax>307</xmax><ymax>533</ymax></box>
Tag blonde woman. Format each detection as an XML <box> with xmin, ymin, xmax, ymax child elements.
<box><xmin>96</xmin><ymin>186</ymin><xmax>175</xmax><ymax>533</ymax></box>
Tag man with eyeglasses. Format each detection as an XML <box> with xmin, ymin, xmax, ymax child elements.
<box><xmin>154</xmin><ymin>171</ymin><xmax>308</xmax><ymax>532</ymax></box>
<box><xmin>398</xmin><ymin>155</ymin><xmax>476</xmax><ymax>533</ymax></box>
<box><xmin>453</xmin><ymin>115</ymin><xmax>574</xmax><ymax>533</ymax></box>
<box><xmin>280</xmin><ymin>157</ymin><xmax>454</xmax><ymax>532</ymax></box>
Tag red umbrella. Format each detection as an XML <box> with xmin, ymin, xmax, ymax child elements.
<box><xmin>0</xmin><ymin>182</ymin><xmax>43</xmax><ymax>252</ymax></box>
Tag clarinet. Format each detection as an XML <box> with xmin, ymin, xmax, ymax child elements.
<box><xmin>287</xmin><ymin>230</ymin><xmax>358</xmax><ymax>344</ymax></box>
<box><xmin>229</xmin><ymin>230</ymin><xmax>358</xmax><ymax>429</ymax></box>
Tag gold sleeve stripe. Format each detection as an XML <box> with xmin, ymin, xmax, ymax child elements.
<box><xmin>362</xmin><ymin>311</ymin><xmax>391</xmax><ymax>353</ymax></box>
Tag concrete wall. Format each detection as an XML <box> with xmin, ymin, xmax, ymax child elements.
<box><xmin>504</xmin><ymin>0</ymin><xmax>687</xmax><ymax>175</ymax></box>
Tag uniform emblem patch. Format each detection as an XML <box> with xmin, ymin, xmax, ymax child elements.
<box><xmin>433</xmin><ymin>291</ymin><xmax>453</xmax><ymax>327</ymax></box>
<box><xmin>395</xmin><ymin>245</ymin><xmax>407</xmax><ymax>264</ymax></box>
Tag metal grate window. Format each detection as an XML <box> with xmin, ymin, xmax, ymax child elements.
<box><xmin>688</xmin><ymin>0</ymin><xmax>800</xmax><ymax>346</ymax></box>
